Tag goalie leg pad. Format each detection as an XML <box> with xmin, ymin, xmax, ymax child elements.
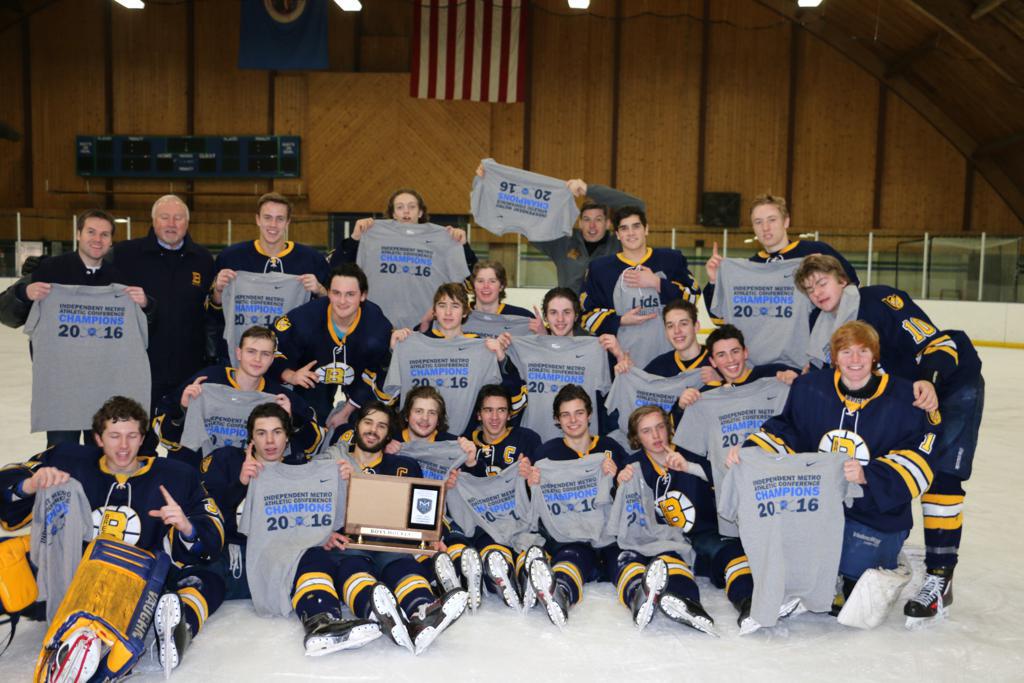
<box><xmin>34</xmin><ymin>538</ymin><xmax>170</xmax><ymax>683</ymax></box>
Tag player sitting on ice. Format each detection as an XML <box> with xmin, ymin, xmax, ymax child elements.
<box><xmin>321</xmin><ymin>402</ymin><xmax>469</xmax><ymax>655</ymax></box>
<box><xmin>738</xmin><ymin>321</ymin><xmax>939</xmax><ymax>627</ymax></box>
<box><xmin>200</xmin><ymin>402</ymin><xmax>382</xmax><ymax>657</ymax></box>
<box><xmin>435</xmin><ymin>385</ymin><xmax>541</xmax><ymax>611</ymax></box>
<box><xmin>608</xmin><ymin>405</ymin><xmax>717</xmax><ymax>635</ymax></box>
<box><xmin>0</xmin><ymin>396</ymin><xmax>225</xmax><ymax>679</ymax></box>
<box><xmin>518</xmin><ymin>385</ymin><xmax>625</xmax><ymax>627</ymax></box>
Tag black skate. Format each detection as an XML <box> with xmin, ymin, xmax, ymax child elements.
<box><xmin>904</xmin><ymin>568</ymin><xmax>953</xmax><ymax>629</ymax></box>
<box><xmin>407</xmin><ymin>589</ymin><xmax>469</xmax><ymax>655</ymax></box>
<box><xmin>735</xmin><ymin>597</ymin><xmax>754</xmax><ymax>633</ymax></box>
<box><xmin>657</xmin><ymin>594</ymin><xmax>718</xmax><ymax>637</ymax></box>
<box><xmin>155</xmin><ymin>593</ymin><xmax>191</xmax><ymax>678</ymax></box>
<box><xmin>631</xmin><ymin>558</ymin><xmax>667</xmax><ymax>631</ymax></box>
<box><xmin>301</xmin><ymin>612</ymin><xmax>381</xmax><ymax>656</ymax></box>
<box><xmin>484</xmin><ymin>550</ymin><xmax>521</xmax><ymax>610</ymax></box>
<box><xmin>460</xmin><ymin>548</ymin><xmax>483</xmax><ymax>612</ymax></box>
<box><xmin>369</xmin><ymin>583</ymin><xmax>414</xmax><ymax>654</ymax></box>
<box><xmin>518</xmin><ymin>546</ymin><xmax>544</xmax><ymax>612</ymax></box>
<box><xmin>529</xmin><ymin>558</ymin><xmax>570</xmax><ymax>628</ymax></box>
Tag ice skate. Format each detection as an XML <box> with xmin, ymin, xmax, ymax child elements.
<box><xmin>407</xmin><ymin>589</ymin><xmax>469</xmax><ymax>655</ymax></box>
<box><xmin>155</xmin><ymin>593</ymin><xmax>191</xmax><ymax>678</ymax></box>
<box><xmin>301</xmin><ymin>612</ymin><xmax>381</xmax><ymax>656</ymax></box>
<box><xmin>529</xmin><ymin>558</ymin><xmax>569</xmax><ymax>628</ymax></box>
<box><xmin>369</xmin><ymin>583</ymin><xmax>414</xmax><ymax>654</ymax></box>
<box><xmin>657</xmin><ymin>594</ymin><xmax>718</xmax><ymax>637</ymax></box>
<box><xmin>460</xmin><ymin>547</ymin><xmax>483</xmax><ymax>612</ymax></box>
<box><xmin>904</xmin><ymin>568</ymin><xmax>953</xmax><ymax>630</ymax></box>
<box><xmin>518</xmin><ymin>546</ymin><xmax>544</xmax><ymax>612</ymax></box>
<box><xmin>630</xmin><ymin>558</ymin><xmax>667</xmax><ymax>631</ymax></box>
<box><xmin>484</xmin><ymin>550</ymin><xmax>521</xmax><ymax>610</ymax></box>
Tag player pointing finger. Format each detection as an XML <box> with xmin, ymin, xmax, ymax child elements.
<box><xmin>148</xmin><ymin>485</ymin><xmax>194</xmax><ymax>537</ymax></box>
<box><xmin>705</xmin><ymin>242</ymin><xmax>723</xmax><ymax>284</ymax></box>
<box><xmin>240</xmin><ymin>442</ymin><xmax>264</xmax><ymax>485</ymax></box>
<box><xmin>180</xmin><ymin>376</ymin><xmax>207</xmax><ymax>408</ymax></box>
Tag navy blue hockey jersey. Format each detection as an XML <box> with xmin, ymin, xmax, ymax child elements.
<box><xmin>272</xmin><ymin>298</ymin><xmax>394</xmax><ymax>422</ymax></box>
<box><xmin>464</xmin><ymin>426</ymin><xmax>542</xmax><ymax>477</ymax></box>
<box><xmin>747</xmin><ymin>368</ymin><xmax>939</xmax><ymax>533</ymax></box>
<box><xmin>0</xmin><ymin>445</ymin><xmax>224</xmax><ymax>564</ymax></box>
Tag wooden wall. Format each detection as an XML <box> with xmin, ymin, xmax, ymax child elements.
<box><xmin>0</xmin><ymin>0</ymin><xmax>1020</xmax><ymax>244</ymax></box>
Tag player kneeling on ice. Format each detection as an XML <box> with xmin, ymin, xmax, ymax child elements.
<box><xmin>321</xmin><ymin>402</ymin><xmax>468</xmax><ymax>655</ymax></box>
<box><xmin>201</xmin><ymin>402</ymin><xmax>381</xmax><ymax>657</ymax></box>
<box><xmin>606</xmin><ymin>405</ymin><xmax>717</xmax><ymax>636</ymax></box>
<box><xmin>0</xmin><ymin>396</ymin><xmax>225</xmax><ymax>680</ymax></box>
<box><xmin>738</xmin><ymin>321</ymin><xmax>939</xmax><ymax>629</ymax></box>
<box><xmin>518</xmin><ymin>385</ymin><xmax>625</xmax><ymax>627</ymax></box>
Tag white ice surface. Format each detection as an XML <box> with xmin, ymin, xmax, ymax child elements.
<box><xmin>0</xmin><ymin>323</ymin><xmax>1021</xmax><ymax>681</ymax></box>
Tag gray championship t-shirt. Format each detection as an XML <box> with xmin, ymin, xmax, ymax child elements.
<box><xmin>181</xmin><ymin>383</ymin><xmax>276</xmax><ymax>454</ymax></box>
<box><xmin>507</xmin><ymin>336</ymin><xmax>612</xmax><ymax>442</ymax></box>
<box><xmin>384</xmin><ymin>335</ymin><xmax>501</xmax><ymax>435</ymax></box>
<box><xmin>605</xmin><ymin>473</ymin><xmax>693</xmax><ymax>563</ymax></box>
<box><xmin>238</xmin><ymin>459</ymin><xmax>346</xmax><ymax>617</ymax></box>
<box><xmin>718</xmin><ymin>448</ymin><xmax>861</xmax><ymax>628</ymax></box>
<box><xmin>25</xmin><ymin>284</ymin><xmax>152</xmax><ymax>431</ymax></box>
<box><xmin>446</xmin><ymin>466</ymin><xmax>535</xmax><ymax>549</ymax></box>
<box><xmin>461</xmin><ymin>311</ymin><xmax>534</xmax><ymax>339</ymax></box>
<box><xmin>356</xmin><ymin>220</ymin><xmax>471</xmax><ymax>329</ymax></box>
<box><xmin>529</xmin><ymin>453</ymin><xmax>614</xmax><ymax>546</ymax></box>
<box><xmin>673</xmin><ymin>378</ymin><xmax>790</xmax><ymax>536</ymax></box>
<box><xmin>30</xmin><ymin>478</ymin><xmax>94</xmax><ymax>620</ymax></box>
<box><xmin>709</xmin><ymin>259</ymin><xmax>812</xmax><ymax>369</ymax></box>
<box><xmin>471</xmin><ymin>158</ymin><xmax>579</xmax><ymax>242</ymax></box>
<box><xmin>398</xmin><ymin>440</ymin><xmax>467</xmax><ymax>482</ymax></box>
<box><xmin>613</xmin><ymin>269</ymin><xmax>672</xmax><ymax>369</ymax></box>
<box><xmin>222</xmin><ymin>272</ymin><xmax>310</xmax><ymax>366</ymax></box>
<box><xmin>604</xmin><ymin>367</ymin><xmax>704</xmax><ymax>449</ymax></box>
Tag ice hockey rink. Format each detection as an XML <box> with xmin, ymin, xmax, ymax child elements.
<box><xmin>0</xmin><ymin>326</ymin><xmax>1021</xmax><ymax>682</ymax></box>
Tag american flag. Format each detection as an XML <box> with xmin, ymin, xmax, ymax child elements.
<box><xmin>411</xmin><ymin>1</ymin><xmax>528</xmax><ymax>103</ymax></box>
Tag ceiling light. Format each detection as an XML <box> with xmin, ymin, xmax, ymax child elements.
<box><xmin>568</xmin><ymin>0</ymin><xmax>591</xmax><ymax>9</ymax></box>
<box><xmin>797</xmin><ymin>0</ymin><xmax>823</xmax><ymax>7</ymax></box>
<box><xmin>334</xmin><ymin>0</ymin><xmax>362</xmax><ymax>10</ymax></box>
<box><xmin>113</xmin><ymin>0</ymin><xmax>145</xmax><ymax>8</ymax></box>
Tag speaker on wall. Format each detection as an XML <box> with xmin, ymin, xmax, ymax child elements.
<box><xmin>700</xmin><ymin>192</ymin><xmax>741</xmax><ymax>228</ymax></box>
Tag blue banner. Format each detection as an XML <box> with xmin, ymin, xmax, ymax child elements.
<box><xmin>238</xmin><ymin>0</ymin><xmax>328</xmax><ymax>71</ymax></box>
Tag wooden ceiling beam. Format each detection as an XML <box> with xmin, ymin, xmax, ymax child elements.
<box><xmin>754</xmin><ymin>0</ymin><xmax>1024</xmax><ymax>224</ymax></box>
<box><xmin>974</xmin><ymin>131</ymin><xmax>1024</xmax><ymax>157</ymax></box>
<box><xmin>971</xmin><ymin>0</ymin><xmax>1010</xmax><ymax>21</ymax></box>
<box><xmin>903</xmin><ymin>0</ymin><xmax>1021</xmax><ymax>86</ymax></box>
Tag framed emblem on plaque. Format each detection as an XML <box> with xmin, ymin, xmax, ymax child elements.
<box><xmin>343</xmin><ymin>473</ymin><xmax>445</xmax><ymax>555</ymax></box>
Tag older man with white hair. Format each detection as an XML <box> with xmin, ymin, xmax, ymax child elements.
<box><xmin>114</xmin><ymin>194</ymin><xmax>215</xmax><ymax>408</ymax></box>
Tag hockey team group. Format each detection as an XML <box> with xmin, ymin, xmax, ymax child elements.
<box><xmin>0</xmin><ymin>160</ymin><xmax>983</xmax><ymax>681</ymax></box>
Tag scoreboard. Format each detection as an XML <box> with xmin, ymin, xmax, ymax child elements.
<box><xmin>76</xmin><ymin>135</ymin><xmax>300</xmax><ymax>179</ymax></box>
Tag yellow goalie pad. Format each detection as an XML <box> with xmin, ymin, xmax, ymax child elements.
<box><xmin>0</xmin><ymin>535</ymin><xmax>36</xmax><ymax>615</ymax></box>
<box><xmin>34</xmin><ymin>538</ymin><xmax>169</xmax><ymax>682</ymax></box>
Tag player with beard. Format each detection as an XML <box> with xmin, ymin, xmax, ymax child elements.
<box><xmin>322</xmin><ymin>402</ymin><xmax>469</xmax><ymax>655</ymax></box>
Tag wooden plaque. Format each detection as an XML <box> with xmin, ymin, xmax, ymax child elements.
<box><xmin>343</xmin><ymin>472</ymin><xmax>445</xmax><ymax>555</ymax></box>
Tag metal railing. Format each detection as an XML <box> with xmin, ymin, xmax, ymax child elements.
<box><xmin>3</xmin><ymin>210</ymin><xmax>1021</xmax><ymax>303</ymax></box>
